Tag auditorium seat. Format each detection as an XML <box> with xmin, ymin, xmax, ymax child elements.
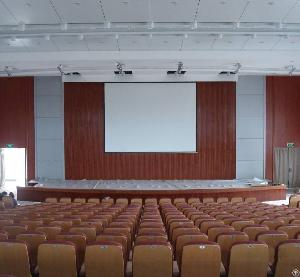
<box><xmin>200</xmin><ymin>220</ymin><xmax>224</xmax><ymax>234</ymax></box>
<box><xmin>116</xmin><ymin>198</ymin><xmax>129</xmax><ymax>205</ymax></box>
<box><xmin>45</xmin><ymin>198</ymin><xmax>57</xmax><ymax>203</ymax></box>
<box><xmin>216</xmin><ymin>231</ymin><xmax>249</xmax><ymax>266</ymax></box>
<box><xmin>59</xmin><ymin>197</ymin><xmax>72</xmax><ymax>203</ymax></box>
<box><xmin>217</xmin><ymin>197</ymin><xmax>229</xmax><ymax>204</ymax></box>
<box><xmin>273</xmin><ymin>240</ymin><xmax>300</xmax><ymax>277</ymax></box>
<box><xmin>256</xmin><ymin>230</ymin><xmax>289</xmax><ymax>266</ymax></box>
<box><xmin>135</xmin><ymin>235</ymin><xmax>168</xmax><ymax>245</ymax></box>
<box><xmin>202</xmin><ymin>197</ymin><xmax>214</xmax><ymax>204</ymax></box>
<box><xmin>175</xmin><ymin>234</ymin><xmax>208</xmax><ymax>266</ymax></box>
<box><xmin>20</xmin><ymin>220</ymin><xmax>43</xmax><ymax>232</ymax></box>
<box><xmin>131</xmin><ymin>198</ymin><xmax>143</xmax><ymax>205</ymax></box>
<box><xmin>180</xmin><ymin>242</ymin><xmax>221</xmax><ymax>277</ymax></box>
<box><xmin>0</xmin><ymin>240</ymin><xmax>31</xmax><ymax>277</ymax></box>
<box><xmin>56</xmin><ymin>232</ymin><xmax>86</xmax><ymax>268</ymax></box>
<box><xmin>69</xmin><ymin>227</ymin><xmax>97</xmax><ymax>243</ymax></box>
<box><xmin>231</xmin><ymin>197</ymin><xmax>243</xmax><ymax>204</ymax></box>
<box><xmin>38</xmin><ymin>241</ymin><xmax>77</xmax><ymax>277</ymax></box>
<box><xmin>289</xmin><ymin>194</ymin><xmax>300</xmax><ymax>208</ymax></box>
<box><xmin>35</xmin><ymin>226</ymin><xmax>62</xmax><ymax>240</ymax></box>
<box><xmin>85</xmin><ymin>242</ymin><xmax>124</xmax><ymax>277</ymax></box>
<box><xmin>49</xmin><ymin>220</ymin><xmax>73</xmax><ymax>232</ymax></box>
<box><xmin>245</xmin><ymin>197</ymin><xmax>257</xmax><ymax>203</ymax></box>
<box><xmin>207</xmin><ymin>226</ymin><xmax>235</xmax><ymax>241</ymax></box>
<box><xmin>87</xmin><ymin>198</ymin><xmax>100</xmax><ymax>204</ymax></box>
<box><xmin>241</xmin><ymin>225</ymin><xmax>269</xmax><ymax>240</ymax></box>
<box><xmin>226</xmin><ymin>241</ymin><xmax>269</xmax><ymax>277</ymax></box>
<box><xmin>144</xmin><ymin>198</ymin><xmax>158</xmax><ymax>205</ymax></box>
<box><xmin>3</xmin><ymin>225</ymin><xmax>28</xmax><ymax>239</ymax></box>
<box><xmin>0</xmin><ymin>231</ymin><xmax>8</xmax><ymax>241</ymax></box>
<box><xmin>276</xmin><ymin>224</ymin><xmax>300</xmax><ymax>239</ymax></box>
<box><xmin>16</xmin><ymin>232</ymin><xmax>47</xmax><ymax>270</ymax></box>
<box><xmin>230</xmin><ymin>219</ymin><xmax>255</xmax><ymax>231</ymax></box>
<box><xmin>133</xmin><ymin>242</ymin><xmax>173</xmax><ymax>277</ymax></box>
<box><xmin>73</xmin><ymin>198</ymin><xmax>86</xmax><ymax>204</ymax></box>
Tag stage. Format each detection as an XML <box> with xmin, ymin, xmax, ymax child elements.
<box><xmin>17</xmin><ymin>179</ymin><xmax>286</xmax><ymax>202</ymax></box>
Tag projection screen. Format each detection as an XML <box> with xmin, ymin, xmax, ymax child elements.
<box><xmin>105</xmin><ymin>83</ymin><xmax>196</xmax><ymax>152</ymax></box>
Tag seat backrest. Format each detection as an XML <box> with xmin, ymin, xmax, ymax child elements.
<box><xmin>0</xmin><ymin>240</ymin><xmax>32</xmax><ymax>277</ymax></box>
<box><xmin>187</xmin><ymin>198</ymin><xmax>200</xmax><ymax>205</ymax></box>
<box><xmin>200</xmin><ymin>220</ymin><xmax>224</xmax><ymax>234</ymax></box>
<box><xmin>256</xmin><ymin>230</ymin><xmax>288</xmax><ymax>266</ymax></box>
<box><xmin>87</xmin><ymin>198</ymin><xmax>100</xmax><ymax>204</ymax></box>
<box><xmin>202</xmin><ymin>197</ymin><xmax>214</xmax><ymax>204</ymax></box>
<box><xmin>207</xmin><ymin>226</ymin><xmax>235</xmax><ymax>241</ymax></box>
<box><xmin>96</xmin><ymin>234</ymin><xmax>128</xmax><ymax>259</ymax></box>
<box><xmin>144</xmin><ymin>198</ymin><xmax>158</xmax><ymax>205</ymax></box>
<box><xmin>0</xmin><ymin>231</ymin><xmax>8</xmax><ymax>241</ymax></box>
<box><xmin>277</xmin><ymin>225</ymin><xmax>300</xmax><ymax>239</ymax></box>
<box><xmin>261</xmin><ymin>219</ymin><xmax>285</xmax><ymax>230</ymax></box>
<box><xmin>59</xmin><ymin>197</ymin><xmax>72</xmax><ymax>203</ymax></box>
<box><xmin>116</xmin><ymin>198</ymin><xmax>128</xmax><ymax>205</ymax></box>
<box><xmin>172</xmin><ymin>227</ymin><xmax>201</xmax><ymax>243</ymax></box>
<box><xmin>131</xmin><ymin>198</ymin><xmax>143</xmax><ymax>205</ymax></box>
<box><xmin>73</xmin><ymin>198</ymin><xmax>86</xmax><ymax>204</ymax></box>
<box><xmin>16</xmin><ymin>232</ymin><xmax>47</xmax><ymax>269</ymax></box>
<box><xmin>3</xmin><ymin>225</ymin><xmax>28</xmax><ymax>239</ymax></box>
<box><xmin>217</xmin><ymin>197</ymin><xmax>229</xmax><ymax>204</ymax></box>
<box><xmin>135</xmin><ymin>235</ymin><xmax>168</xmax><ymax>245</ymax></box>
<box><xmin>175</xmin><ymin>234</ymin><xmax>208</xmax><ymax>266</ymax></box>
<box><xmin>231</xmin><ymin>220</ymin><xmax>254</xmax><ymax>231</ymax></box>
<box><xmin>85</xmin><ymin>242</ymin><xmax>124</xmax><ymax>277</ymax></box>
<box><xmin>133</xmin><ymin>242</ymin><xmax>173</xmax><ymax>277</ymax></box>
<box><xmin>231</xmin><ymin>197</ymin><xmax>243</xmax><ymax>204</ymax></box>
<box><xmin>45</xmin><ymin>198</ymin><xmax>57</xmax><ymax>203</ymax></box>
<box><xmin>289</xmin><ymin>194</ymin><xmax>300</xmax><ymax>208</ymax></box>
<box><xmin>56</xmin><ymin>233</ymin><xmax>86</xmax><ymax>267</ymax></box>
<box><xmin>274</xmin><ymin>239</ymin><xmax>300</xmax><ymax>277</ymax></box>
<box><xmin>242</xmin><ymin>225</ymin><xmax>269</xmax><ymax>240</ymax></box>
<box><xmin>38</xmin><ymin>242</ymin><xmax>77</xmax><ymax>277</ymax></box>
<box><xmin>181</xmin><ymin>242</ymin><xmax>221</xmax><ymax>277</ymax></box>
<box><xmin>69</xmin><ymin>227</ymin><xmax>96</xmax><ymax>242</ymax></box>
<box><xmin>216</xmin><ymin>231</ymin><xmax>249</xmax><ymax>266</ymax></box>
<box><xmin>245</xmin><ymin>197</ymin><xmax>257</xmax><ymax>203</ymax></box>
<box><xmin>228</xmin><ymin>241</ymin><xmax>269</xmax><ymax>277</ymax></box>
<box><xmin>49</xmin><ymin>220</ymin><xmax>73</xmax><ymax>232</ymax></box>
<box><xmin>35</xmin><ymin>226</ymin><xmax>62</xmax><ymax>240</ymax></box>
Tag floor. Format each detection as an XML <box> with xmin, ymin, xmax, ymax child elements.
<box><xmin>35</xmin><ymin>178</ymin><xmax>269</xmax><ymax>190</ymax></box>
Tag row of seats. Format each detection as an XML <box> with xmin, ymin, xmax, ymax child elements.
<box><xmin>0</xmin><ymin>197</ymin><xmax>300</xmax><ymax>276</ymax></box>
<box><xmin>44</xmin><ymin>196</ymin><xmax>257</xmax><ymax>205</ymax></box>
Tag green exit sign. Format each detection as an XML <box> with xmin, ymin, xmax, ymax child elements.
<box><xmin>287</xmin><ymin>142</ymin><xmax>295</xmax><ymax>148</ymax></box>
<box><xmin>6</xmin><ymin>144</ymin><xmax>14</xmax><ymax>148</ymax></box>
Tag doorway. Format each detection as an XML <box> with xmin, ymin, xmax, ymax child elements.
<box><xmin>0</xmin><ymin>148</ymin><xmax>26</xmax><ymax>194</ymax></box>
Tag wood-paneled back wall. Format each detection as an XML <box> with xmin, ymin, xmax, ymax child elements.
<box><xmin>0</xmin><ymin>77</ymin><xmax>35</xmax><ymax>180</ymax></box>
<box><xmin>64</xmin><ymin>82</ymin><xmax>236</xmax><ymax>179</ymax></box>
<box><xmin>266</xmin><ymin>76</ymin><xmax>300</xmax><ymax>180</ymax></box>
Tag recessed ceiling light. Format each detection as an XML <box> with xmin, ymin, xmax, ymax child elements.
<box><xmin>121</xmin><ymin>1</ymin><xmax>129</xmax><ymax>5</ymax></box>
<box><xmin>72</xmin><ymin>1</ymin><xmax>81</xmax><ymax>6</ymax></box>
<box><xmin>218</xmin><ymin>34</ymin><xmax>223</xmax><ymax>39</ymax></box>
<box><xmin>268</xmin><ymin>1</ymin><xmax>274</xmax><ymax>6</ymax></box>
<box><xmin>25</xmin><ymin>2</ymin><xmax>32</xmax><ymax>8</ymax></box>
<box><xmin>184</xmin><ymin>33</ymin><xmax>188</xmax><ymax>39</ymax></box>
<box><xmin>78</xmin><ymin>34</ymin><xmax>84</xmax><ymax>41</ymax></box>
<box><xmin>44</xmin><ymin>34</ymin><xmax>51</xmax><ymax>41</ymax></box>
<box><xmin>115</xmin><ymin>34</ymin><xmax>119</xmax><ymax>40</ymax></box>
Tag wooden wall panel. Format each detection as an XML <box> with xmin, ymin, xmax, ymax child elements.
<box><xmin>266</xmin><ymin>76</ymin><xmax>300</xmax><ymax>180</ymax></box>
<box><xmin>64</xmin><ymin>82</ymin><xmax>236</xmax><ymax>179</ymax></box>
<box><xmin>0</xmin><ymin>77</ymin><xmax>35</xmax><ymax>180</ymax></box>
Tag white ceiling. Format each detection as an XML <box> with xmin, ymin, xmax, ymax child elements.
<box><xmin>0</xmin><ymin>0</ymin><xmax>300</xmax><ymax>76</ymax></box>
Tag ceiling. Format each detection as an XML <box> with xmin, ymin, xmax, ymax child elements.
<box><xmin>0</xmin><ymin>0</ymin><xmax>300</xmax><ymax>78</ymax></box>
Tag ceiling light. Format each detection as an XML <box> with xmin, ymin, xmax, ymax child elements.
<box><xmin>72</xmin><ymin>1</ymin><xmax>81</xmax><ymax>5</ymax></box>
<box><xmin>236</xmin><ymin>22</ymin><xmax>240</xmax><ymax>28</ymax></box>
<box><xmin>78</xmin><ymin>34</ymin><xmax>84</xmax><ymax>41</ymax></box>
<box><xmin>106</xmin><ymin>21</ymin><xmax>111</xmax><ymax>29</ymax></box>
<box><xmin>184</xmin><ymin>33</ymin><xmax>188</xmax><ymax>39</ymax></box>
<box><xmin>252</xmin><ymin>33</ymin><xmax>257</xmax><ymax>39</ymax></box>
<box><xmin>218</xmin><ymin>34</ymin><xmax>223</xmax><ymax>39</ymax></box>
<box><xmin>115</xmin><ymin>34</ymin><xmax>119</xmax><ymax>40</ymax></box>
<box><xmin>10</xmin><ymin>36</ymin><xmax>17</xmax><ymax>42</ymax></box>
<box><xmin>149</xmin><ymin>33</ymin><xmax>153</xmax><ymax>39</ymax></box>
<box><xmin>44</xmin><ymin>34</ymin><xmax>51</xmax><ymax>41</ymax></box>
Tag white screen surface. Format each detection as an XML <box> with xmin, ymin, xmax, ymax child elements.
<box><xmin>105</xmin><ymin>83</ymin><xmax>196</xmax><ymax>152</ymax></box>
